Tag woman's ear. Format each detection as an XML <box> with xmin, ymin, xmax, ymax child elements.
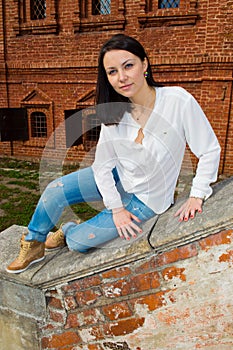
<box><xmin>143</xmin><ymin>57</ymin><xmax>148</xmax><ymax>72</ymax></box>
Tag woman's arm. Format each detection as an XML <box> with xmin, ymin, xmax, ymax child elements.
<box><xmin>92</xmin><ymin>124</ymin><xmax>142</xmax><ymax>237</ymax></box>
<box><xmin>175</xmin><ymin>90</ymin><xmax>221</xmax><ymax>221</ymax></box>
<box><xmin>92</xmin><ymin>124</ymin><xmax>123</xmax><ymax>209</ymax></box>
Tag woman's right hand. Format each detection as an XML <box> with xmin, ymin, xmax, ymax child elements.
<box><xmin>112</xmin><ymin>207</ymin><xmax>142</xmax><ymax>240</ymax></box>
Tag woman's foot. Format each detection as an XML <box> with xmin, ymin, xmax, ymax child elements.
<box><xmin>6</xmin><ymin>234</ymin><xmax>45</xmax><ymax>274</ymax></box>
<box><xmin>45</xmin><ymin>225</ymin><xmax>66</xmax><ymax>251</ymax></box>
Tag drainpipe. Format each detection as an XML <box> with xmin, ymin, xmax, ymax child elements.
<box><xmin>2</xmin><ymin>0</ymin><xmax>13</xmax><ymax>154</ymax></box>
<box><xmin>2</xmin><ymin>0</ymin><xmax>9</xmax><ymax>107</ymax></box>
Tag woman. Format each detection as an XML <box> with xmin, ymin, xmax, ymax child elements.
<box><xmin>6</xmin><ymin>34</ymin><xmax>221</xmax><ymax>274</ymax></box>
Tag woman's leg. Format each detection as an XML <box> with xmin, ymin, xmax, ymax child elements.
<box><xmin>26</xmin><ymin>167</ymin><xmax>103</xmax><ymax>242</ymax></box>
<box><xmin>64</xmin><ymin>194</ymin><xmax>156</xmax><ymax>252</ymax></box>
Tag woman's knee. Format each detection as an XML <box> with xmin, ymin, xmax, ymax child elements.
<box><xmin>66</xmin><ymin>234</ymin><xmax>90</xmax><ymax>253</ymax></box>
<box><xmin>42</xmin><ymin>178</ymin><xmax>65</xmax><ymax>201</ymax></box>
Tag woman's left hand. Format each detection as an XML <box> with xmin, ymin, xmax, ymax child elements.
<box><xmin>174</xmin><ymin>197</ymin><xmax>203</xmax><ymax>222</ymax></box>
<box><xmin>112</xmin><ymin>207</ymin><xmax>142</xmax><ymax>240</ymax></box>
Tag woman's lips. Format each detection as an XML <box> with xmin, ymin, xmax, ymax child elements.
<box><xmin>120</xmin><ymin>83</ymin><xmax>133</xmax><ymax>91</ymax></box>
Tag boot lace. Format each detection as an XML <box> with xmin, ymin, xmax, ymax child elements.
<box><xmin>17</xmin><ymin>241</ymin><xmax>32</xmax><ymax>262</ymax></box>
<box><xmin>51</xmin><ymin>229</ymin><xmax>64</xmax><ymax>243</ymax></box>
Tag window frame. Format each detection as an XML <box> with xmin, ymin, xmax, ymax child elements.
<box><xmin>21</xmin><ymin>89</ymin><xmax>53</xmax><ymax>147</ymax></box>
<box><xmin>64</xmin><ymin>107</ymin><xmax>100</xmax><ymax>151</ymax></box>
<box><xmin>14</xmin><ymin>0</ymin><xmax>58</xmax><ymax>36</ymax></box>
<box><xmin>138</xmin><ymin>0</ymin><xmax>199</xmax><ymax>28</ymax></box>
<box><xmin>30</xmin><ymin>111</ymin><xmax>48</xmax><ymax>138</ymax></box>
<box><xmin>73</xmin><ymin>0</ymin><xmax>126</xmax><ymax>33</ymax></box>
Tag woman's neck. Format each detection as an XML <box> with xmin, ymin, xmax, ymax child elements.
<box><xmin>130</xmin><ymin>85</ymin><xmax>156</xmax><ymax>108</ymax></box>
<box><xmin>130</xmin><ymin>86</ymin><xmax>156</xmax><ymax>127</ymax></box>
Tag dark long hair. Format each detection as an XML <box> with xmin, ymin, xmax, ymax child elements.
<box><xmin>95</xmin><ymin>34</ymin><xmax>160</xmax><ymax>124</ymax></box>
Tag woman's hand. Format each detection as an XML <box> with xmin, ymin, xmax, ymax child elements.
<box><xmin>112</xmin><ymin>207</ymin><xmax>142</xmax><ymax>240</ymax></box>
<box><xmin>174</xmin><ymin>197</ymin><xmax>203</xmax><ymax>222</ymax></box>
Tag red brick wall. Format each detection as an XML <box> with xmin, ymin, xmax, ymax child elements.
<box><xmin>0</xmin><ymin>0</ymin><xmax>232</xmax><ymax>174</ymax></box>
<box><xmin>41</xmin><ymin>228</ymin><xmax>233</xmax><ymax>349</ymax></box>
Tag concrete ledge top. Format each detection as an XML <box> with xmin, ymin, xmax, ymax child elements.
<box><xmin>149</xmin><ymin>176</ymin><xmax>233</xmax><ymax>252</ymax></box>
<box><xmin>0</xmin><ymin>176</ymin><xmax>232</xmax><ymax>289</ymax></box>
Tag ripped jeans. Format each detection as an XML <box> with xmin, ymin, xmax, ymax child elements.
<box><xmin>26</xmin><ymin>167</ymin><xmax>156</xmax><ymax>252</ymax></box>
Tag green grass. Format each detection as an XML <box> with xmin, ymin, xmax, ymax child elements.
<box><xmin>0</xmin><ymin>184</ymin><xmax>41</xmax><ymax>230</ymax></box>
<box><xmin>0</xmin><ymin>157</ymin><xmax>99</xmax><ymax>232</ymax></box>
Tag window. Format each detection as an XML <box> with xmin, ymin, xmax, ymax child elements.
<box><xmin>73</xmin><ymin>0</ymin><xmax>125</xmax><ymax>32</ymax></box>
<box><xmin>65</xmin><ymin>108</ymin><xmax>101</xmax><ymax>151</ymax></box>
<box><xmin>21</xmin><ymin>89</ymin><xmax>53</xmax><ymax>147</ymax></box>
<box><xmin>138</xmin><ymin>0</ymin><xmax>199</xmax><ymax>28</ymax></box>
<box><xmin>15</xmin><ymin>0</ymin><xmax>58</xmax><ymax>35</ymax></box>
<box><xmin>31</xmin><ymin>112</ymin><xmax>47</xmax><ymax>138</ymax></box>
<box><xmin>82</xmin><ymin>109</ymin><xmax>101</xmax><ymax>151</ymax></box>
<box><xmin>92</xmin><ymin>0</ymin><xmax>111</xmax><ymax>15</ymax></box>
<box><xmin>30</xmin><ymin>0</ymin><xmax>46</xmax><ymax>20</ymax></box>
<box><xmin>158</xmin><ymin>0</ymin><xmax>180</xmax><ymax>9</ymax></box>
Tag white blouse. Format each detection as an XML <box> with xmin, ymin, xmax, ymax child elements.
<box><xmin>92</xmin><ymin>86</ymin><xmax>221</xmax><ymax>214</ymax></box>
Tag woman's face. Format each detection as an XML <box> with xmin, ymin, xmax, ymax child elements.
<box><xmin>103</xmin><ymin>50</ymin><xmax>148</xmax><ymax>101</ymax></box>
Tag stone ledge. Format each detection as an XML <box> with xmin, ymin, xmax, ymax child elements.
<box><xmin>0</xmin><ymin>177</ymin><xmax>232</xmax><ymax>290</ymax></box>
<box><xmin>0</xmin><ymin>279</ymin><xmax>46</xmax><ymax>320</ymax></box>
<box><xmin>0</xmin><ymin>224</ymin><xmax>153</xmax><ymax>289</ymax></box>
<box><xmin>149</xmin><ymin>176</ymin><xmax>233</xmax><ymax>253</ymax></box>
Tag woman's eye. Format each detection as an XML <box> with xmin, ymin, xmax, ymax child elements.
<box><xmin>108</xmin><ymin>69</ymin><xmax>117</xmax><ymax>76</ymax></box>
<box><xmin>125</xmin><ymin>63</ymin><xmax>133</xmax><ymax>69</ymax></box>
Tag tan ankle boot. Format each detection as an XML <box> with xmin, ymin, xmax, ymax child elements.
<box><xmin>6</xmin><ymin>234</ymin><xmax>45</xmax><ymax>274</ymax></box>
<box><xmin>45</xmin><ymin>220</ymin><xmax>81</xmax><ymax>251</ymax></box>
<box><xmin>45</xmin><ymin>225</ymin><xmax>65</xmax><ymax>251</ymax></box>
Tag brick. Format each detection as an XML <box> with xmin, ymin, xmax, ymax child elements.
<box><xmin>218</xmin><ymin>250</ymin><xmax>233</xmax><ymax>263</ymax></box>
<box><xmin>63</xmin><ymin>275</ymin><xmax>102</xmax><ymax>294</ymax></box>
<box><xmin>41</xmin><ymin>331</ymin><xmax>81</xmax><ymax>348</ymax></box>
<box><xmin>88</xmin><ymin>345</ymin><xmax>104</xmax><ymax>350</ymax></box>
<box><xmin>49</xmin><ymin>309</ymin><xmax>66</xmax><ymax>324</ymax></box>
<box><xmin>157</xmin><ymin>243</ymin><xmax>198</xmax><ymax>266</ymax></box>
<box><xmin>129</xmin><ymin>271</ymin><xmax>160</xmax><ymax>292</ymax></box>
<box><xmin>199</xmin><ymin>230</ymin><xmax>233</xmax><ymax>251</ymax></box>
<box><xmin>76</xmin><ymin>308</ymin><xmax>104</xmax><ymax>327</ymax></box>
<box><xmin>102</xmin><ymin>342</ymin><xmax>131</xmax><ymax>350</ymax></box>
<box><xmin>62</xmin><ymin>280</ymin><xmax>83</xmax><ymax>293</ymax></box>
<box><xmin>102</xmin><ymin>302</ymin><xmax>133</xmax><ymax>320</ymax></box>
<box><xmin>60</xmin><ymin>347</ymin><xmax>80</xmax><ymax>350</ymax></box>
<box><xmin>105</xmin><ymin>317</ymin><xmax>145</xmax><ymax>337</ymax></box>
<box><xmin>129</xmin><ymin>291</ymin><xmax>168</xmax><ymax>312</ymax></box>
<box><xmin>48</xmin><ymin>296</ymin><xmax>63</xmax><ymax>309</ymax></box>
<box><xmin>79</xmin><ymin>325</ymin><xmax>105</xmax><ymax>342</ymax></box>
<box><xmin>79</xmin><ymin>275</ymin><xmax>102</xmax><ymax>289</ymax></box>
<box><xmin>75</xmin><ymin>288</ymin><xmax>102</xmax><ymax>306</ymax></box>
<box><xmin>65</xmin><ymin>313</ymin><xmax>80</xmax><ymax>329</ymax></box>
<box><xmin>162</xmin><ymin>266</ymin><xmax>186</xmax><ymax>282</ymax></box>
<box><xmin>64</xmin><ymin>295</ymin><xmax>78</xmax><ymax>310</ymax></box>
<box><xmin>101</xmin><ymin>267</ymin><xmax>132</xmax><ymax>279</ymax></box>
<box><xmin>101</xmin><ymin>279</ymin><xmax>131</xmax><ymax>298</ymax></box>
<box><xmin>134</xmin><ymin>259</ymin><xmax>153</xmax><ymax>273</ymax></box>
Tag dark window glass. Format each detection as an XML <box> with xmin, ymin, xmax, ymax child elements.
<box><xmin>158</xmin><ymin>0</ymin><xmax>180</xmax><ymax>8</ymax></box>
<box><xmin>30</xmin><ymin>0</ymin><xmax>46</xmax><ymax>20</ymax></box>
<box><xmin>92</xmin><ymin>0</ymin><xmax>111</xmax><ymax>15</ymax></box>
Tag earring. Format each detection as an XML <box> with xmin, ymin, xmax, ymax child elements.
<box><xmin>144</xmin><ymin>71</ymin><xmax>149</xmax><ymax>78</ymax></box>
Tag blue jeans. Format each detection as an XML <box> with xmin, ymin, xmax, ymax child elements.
<box><xmin>26</xmin><ymin>167</ymin><xmax>156</xmax><ymax>252</ymax></box>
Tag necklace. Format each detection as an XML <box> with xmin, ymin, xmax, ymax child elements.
<box><xmin>132</xmin><ymin>88</ymin><xmax>156</xmax><ymax>124</ymax></box>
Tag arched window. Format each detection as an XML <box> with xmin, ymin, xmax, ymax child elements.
<box><xmin>31</xmin><ymin>112</ymin><xmax>47</xmax><ymax>138</ymax></box>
